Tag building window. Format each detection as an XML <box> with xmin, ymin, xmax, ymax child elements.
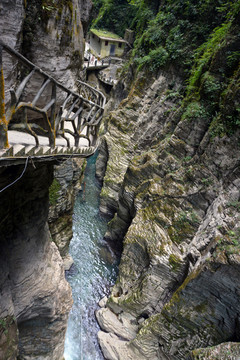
<box><xmin>105</xmin><ymin>41</ymin><xmax>108</xmax><ymax>46</ymax></box>
<box><xmin>118</xmin><ymin>43</ymin><xmax>122</xmax><ymax>48</ymax></box>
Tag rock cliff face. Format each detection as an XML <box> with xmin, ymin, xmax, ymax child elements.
<box><xmin>48</xmin><ymin>158</ymin><xmax>86</xmax><ymax>269</ymax></box>
<box><xmin>96</xmin><ymin>36</ymin><xmax>240</xmax><ymax>360</ymax></box>
<box><xmin>0</xmin><ymin>162</ymin><xmax>72</xmax><ymax>359</ymax></box>
<box><xmin>0</xmin><ymin>0</ymin><xmax>92</xmax><ymax>358</ymax></box>
<box><xmin>0</xmin><ymin>0</ymin><xmax>24</xmax><ymax>49</ymax></box>
<box><xmin>0</xmin><ymin>0</ymin><xmax>24</xmax><ymax>96</ymax></box>
<box><xmin>79</xmin><ymin>0</ymin><xmax>93</xmax><ymax>35</ymax></box>
<box><xmin>1</xmin><ymin>0</ymin><xmax>92</xmax><ymax>98</ymax></box>
<box><xmin>0</xmin><ymin>157</ymin><xmax>87</xmax><ymax>359</ymax></box>
<box><xmin>22</xmin><ymin>0</ymin><xmax>85</xmax><ymax>91</ymax></box>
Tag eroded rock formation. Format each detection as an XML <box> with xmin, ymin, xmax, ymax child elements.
<box><xmin>0</xmin><ymin>0</ymin><xmax>93</xmax><ymax>358</ymax></box>
<box><xmin>1</xmin><ymin>0</ymin><xmax>93</xmax><ymax>106</ymax></box>
<box><xmin>0</xmin><ymin>162</ymin><xmax>72</xmax><ymax>359</ymax></box>
<box><xmin>48</xmin><ymin>158</ymin><xmax>86</xmax><ymax>269</ymax></box>
<box><xmin>96</xmin><ymin>39</ymin><xmax>240</xmax><ymax>360</ymax></box>
<box><xmin>22</xmin><ymin>0</ymin><xmax>85</xmax><ymax>90</ymax></box>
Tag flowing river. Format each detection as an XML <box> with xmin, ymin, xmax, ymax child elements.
<box><xmin>64</xmin><ymin>153</ymin><xmax>118</xmax><ymax>360</ymax></box>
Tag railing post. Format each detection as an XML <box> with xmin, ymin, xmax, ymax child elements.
<box><xmin>50</xmin><ymin>83</ymin><xmax>56</xmax><ymax>148</ymax></box>
<box><xmin>0</xmin><ymin>45</ymin><xmax>9</xmax><ymax>148</ymax></box>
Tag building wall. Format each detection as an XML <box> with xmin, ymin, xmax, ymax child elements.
<box><xmin>89</xmin><ymin>33</ymin><xmax>101</xmax><ymax>57</ymax></box>
<box><xmin>89</xmin><ymin>33</ymin><xmax>125</xmax><ymax>58</ymax></box>
<box><xmin>100</xmin><ymin>40</ymin><xmax>125</xmax><ymax>58</ymax></box>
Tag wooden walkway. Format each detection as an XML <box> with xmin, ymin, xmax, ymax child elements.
<box><xmin>0</xmin><ymin>41</ymin><xmax>106</xmax><ymax>165</ymax></box>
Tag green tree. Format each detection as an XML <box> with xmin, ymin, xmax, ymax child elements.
<box><xmin>91</xmin><ymin>0</ymin><xmax>137</xmax><ymax>37</ymax></box>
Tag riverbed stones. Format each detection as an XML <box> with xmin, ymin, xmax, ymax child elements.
<box><xmin>98</xmin><ymin>332</ymin><xmax>129</xmax><ymax>360</ymax></box>
<box><xmin>99</xmin><ymin>296</ymin><xmax>108</xmax><ymax>308</ymax></box>
<box><xmin>63</xmin><ymin>253</ymin><xmax>74</xmax><ymax>271</ymax></box>
<box><xmin>96</xmin><ymin>307</ymin><xmax>138</xmax><ymax>341</ymax></box>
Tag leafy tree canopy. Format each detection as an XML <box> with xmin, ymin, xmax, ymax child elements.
<box><xmin>90</xmin><ymin>0</ymin><xmax>240</xmax><ymax>136</ymax></box>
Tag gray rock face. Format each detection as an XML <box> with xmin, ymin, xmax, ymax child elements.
<box><xmin>188</xmin><ymin>342</ymin><xmax>240</xmax><ymax>359</ymax></box>
<box><xmin>96</xmin><ymin>307</ymin><xmax>138</xmax><ymax>341</ymax></box>
<box><xmin>1</xmin><ymin>0</ymin><xmax>91</xmax><ymax>111</ymax></box>
<box><xmin>0</xmin><ymin>0</ymin><xmax>92</xmax><ymax>358</ymax></box>
<box><xmin>48</xmin><ymin>158</ymin><xmax>86</xmax><ymax>268</ymax></box>
<box><xmin>0</xmin><ymin>0</ymin><xmax>24</xmax><ymax>102</ymax></box>
<box><xmin>23</xmin><ymin>0</ymin><xmax>84</xmax><ymax>89</ymax></box>
<box><xmin>0</xmin><ymin>163</ymin><xmax>72</xmax><ymax>359</ymax></box>
<box><xmin>96</xmin><ymin>68</ymin><xmax>240</xmax><ymax>359</ymax></box>
<box><xmin>79</xmin><ymin>0</ymin><xmax>93</xmax><ymax>35</ymax></box>
<box><xmin>96</xmin><ymin>137</ymin><xmax>109</xmax><ymax>183</ymax></box>
<box><xmin>0</xmin><ymin>0</ymin><xmax>23</xmax><ymax>48</ymax></box>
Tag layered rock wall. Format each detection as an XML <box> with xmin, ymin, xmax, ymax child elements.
<box><xmin>0</xmin><ymin>1</ymin><xmax>93</xmax><ymax>357</ymax></box>
<box><xmin>48</xmin><ymin>158</ymin><xmax>86</xmax><ymax>269</ymax></box>
<box><xmin>22</xmin><ymin>0</ymin><xmax>85</xmax><ymax>90</ymax></box>
<box><xmin>1</xmin><ymin>0</ymin><xmax>92</xmax><ymax>106</ymax></box>
<box><xmin>96</xmin><ymin>63</ymin><xmax>240</xmax><ymax>358</ymax></box>
<box><xmin>0</xmin><ymin>161</ymin><xmax>72</xmax><ymax>359</ymax></box>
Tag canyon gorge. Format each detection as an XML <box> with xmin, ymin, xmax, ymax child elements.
<box><xmin>0</xmin><ymin>0</ymin><xmax>240</xmax><ymax>359</ymax></box>
<box><xmin>0</xmin><ymin>0</ymin><xmax>90</xmax><ymax>358</ymax></box>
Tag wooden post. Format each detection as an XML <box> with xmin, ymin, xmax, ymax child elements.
<box><xmin>0</xmin><ymin>45</ymin><xmax>9</xmax><ymax>148</ymax></box>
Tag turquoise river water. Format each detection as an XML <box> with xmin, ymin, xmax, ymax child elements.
<box><xmin>64</xmin><ymin>153</ymin><xmax>118</xmax><ymax>360</ymax></box>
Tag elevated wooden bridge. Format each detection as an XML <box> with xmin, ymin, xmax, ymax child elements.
<box><xmin>0</xmin><ymin>41</ymin><xmax>106</xmax><ymax>166</ymax></box>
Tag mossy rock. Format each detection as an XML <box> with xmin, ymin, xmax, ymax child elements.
<box><xmin>0</xmin><ymin>316</ymin><xmax>18</xmax><ymax>359</ymax></box>
<box><xmin>49</xmin><ymin>178</ymin><xmax>61</xmax><ymax>206</ymax></box>
<box><xmin>190</xmin><ymin>342</ymin><xmax>240</xmax><ymax>359</ymax></box>
<box><xmin>168</xmin><ymin>253</ymin><xmax>182</xmax><ymax>272</ymax></box>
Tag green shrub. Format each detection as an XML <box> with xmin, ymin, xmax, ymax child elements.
<box><xmin>186</xmin><ymin>21</ymin><xmax>232</xmax><ymax>98</ymax></box>
<box><xmin>200</xmin><ymin>72</ymin><xmax>221</xmax><ymax>101</ymax></box>
<box><xmin>90</xmin><ymin>0</ymin><xmax>137</xmax><ymax>37</ymax></box>
<box><xmin>135</xmin><ymin>47</ymin><xmax>169</xmax><ymax>72</ymax></box>
<box><xmin>181</xmin><ymin>102</ymin><xmax>209</xmax><ymax>122</ymax></box>
<box><xmin>169</xmin><ymin>254</ymin><xmax>182</xmax><ymax>272</ymax></box>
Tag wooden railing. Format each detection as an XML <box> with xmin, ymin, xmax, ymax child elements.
<box><xmin>0</xmin><ymin>40</ymin><xmax>106</xmax><ymax>154</ymax></box>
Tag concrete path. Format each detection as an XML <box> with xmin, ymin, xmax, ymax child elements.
<box><xmin>8</xmin><ymin>130</ymin><xmax>89</xmax><ymax>147</ymax></box>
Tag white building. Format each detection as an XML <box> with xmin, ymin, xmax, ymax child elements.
<box><xmin>89</xmin><ymin>29</ymin><xmax>126</xmax><ymax>58</ymax></box>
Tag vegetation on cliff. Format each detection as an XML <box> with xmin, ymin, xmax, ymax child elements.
<box><xmin>91</xmin><ymin>0</ymin><xmax>239</xmax><ymax>135</ymax></box>
<box><xmin>90</xmin><ymin>0</ymin><xmax>137</xmax><ymax>37</ymax></box>
<box><xmin>95</xmin><ymin>1</ymin><xmax>240</xmax><ymax>359</ymax></box>
<box><xmin>132</xmin><ymin>0</ymin><xmax>239</xmax><ymax>135</ymax></box>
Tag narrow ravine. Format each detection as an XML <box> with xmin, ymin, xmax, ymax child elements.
<box><xmin>64</xmin><ymin>153</ymin><xmax>118</xmax><ymax>360</ymax></box>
